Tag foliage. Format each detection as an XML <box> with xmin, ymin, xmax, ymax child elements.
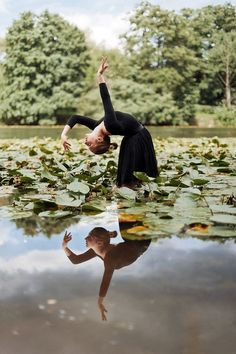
<box><xmin>192</xmin><ymin>4</ymin><xmax>236</xmax><ymax>106</ymax></box>
<box><xmin>121</xmin><ymin>1</ymin><xmax>200</xmax><ymax>123</ymax></box>
<box><xmin>1</xmin><ymin>3</ymin><xmax>236</xmax><ymax>125</ymax></box>
<box><xmin>0</xmin><ymin>11</ymin><xmax>90</xmax><ymax>125</ymax></box>
<box><xmin>215</xmin><ymin>106</ymin><xmax>236</xmax><ymax>126</ymax></box>
<box><xmin>0</xmin><ymin>136</ymin><xmax>236</xmax><ymax>237</ymax></box>
<box><xmin>111</xmin><ymin>78</ymin><xmax>185</xmax><ymax>125</ymax></box>
<box><xmin>208</xmin><ymin>31</ymin><xmax>236</xmax><ymax>107</ymax></box>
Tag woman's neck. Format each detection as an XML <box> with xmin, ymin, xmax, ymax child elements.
<box><xmin>96</xmin><ymin>121</ymin><xmax>110</xmax><ymax>136</ymax></box>
<box><xmin>93</xmin><ymin>244</ymin><xmax>115</xmax><ymax>259</ymax></box>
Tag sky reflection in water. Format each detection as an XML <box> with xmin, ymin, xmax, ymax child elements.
<box><xmin>0</xmin><ymin>208</ymin><xmax>236</xmax><ymax>354</ymax></box>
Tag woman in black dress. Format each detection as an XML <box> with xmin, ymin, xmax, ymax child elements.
<box><xmin>61</xmin><ymin>57</ymin><xmax>158</xmax><ymax>187</ymax></box>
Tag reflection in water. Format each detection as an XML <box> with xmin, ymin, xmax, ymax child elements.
<box><xmin>62</xmin><ymin>223</ymin><xmax>151</xmax><ymax>321</ymax></box>
<box><xmin>1</xmin><ymin>211</ymin><xmax>236</xmax><ymax>354</ymax></box>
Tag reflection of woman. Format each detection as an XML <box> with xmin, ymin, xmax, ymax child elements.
<box><xmin>62</xmin><ymin>227</ymin><xmax>151</xmax><ymax>321</ymax></box>
<box><xmin>61</xmin><ymin>57</ymin><xmax>158</xmax><ymax>188</ymax></box>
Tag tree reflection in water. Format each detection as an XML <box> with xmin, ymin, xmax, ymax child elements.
<box><xmin>62</xmin><ymin>221</ymin><xmax>151</xmax><ymax>321</ymax></box>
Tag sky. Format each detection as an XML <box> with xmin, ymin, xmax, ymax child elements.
<box><xmin>0</xmin><ymin>0</ymin><xmax>236</xmax><ymax>48</ymax></box>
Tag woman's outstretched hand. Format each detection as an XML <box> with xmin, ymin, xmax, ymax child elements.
<box><xmin>62</xmin><ymin>230</ymin><xmax>72</xmax><ymax>248</ymax></box>
<box><xmin>98</xmin><ymin>296</ymin><xmax>108</xmax><ymax>321</ymax></box>
<box><xmin>61</xmin><ymin>135</ymin><xmax>71</xmax><ymax>151</ymax></box>
<box><xmin>97</xmin><ymin>57</ymin><xmax>108</xmax><ymax>75</ymax></box>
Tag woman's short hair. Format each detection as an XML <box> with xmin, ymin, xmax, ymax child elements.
<box><xmin>89</xmin><ymin>227</ymin><xmax>118</xmax><ymax>239</ymax></box>
<box><xmin>90</xmin><ymin>136</ymin><xmax>118</xmax><ymax>155</ymax></box>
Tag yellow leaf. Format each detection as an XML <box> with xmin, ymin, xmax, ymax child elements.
<box><xmin>127</xmin><ymin>225</ymin><xmax>148</xmax><ymax>234</ymax></box>
<box><xmin>188</xmin><ymin>223</ymin><xmax>210</xmax><ymax>233</ymax></box>
<box><xmin>118</xmin><ymin>213</ymin><xmax>143</xmax><ymax>222</ymax></box>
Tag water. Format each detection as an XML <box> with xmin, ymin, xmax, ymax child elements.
<box><xmin>0</xmin><ymin>209</ymin><xmax>236</xmax><ymax>354</ymax></box>
<box><xmin>0</xmin><ymin>125</ymin><xmax>236</xmax><ymax>139</ymax></box>
<box><xmin>1</xmin><ymin>126</ymin><xmax>236</xmax><ymax>353</ymax></box>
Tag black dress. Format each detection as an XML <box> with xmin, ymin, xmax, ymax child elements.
<box><xmin>67</xmin><ymin>83</ymin><xmax>158</xmax><ymax>186</ymax></box>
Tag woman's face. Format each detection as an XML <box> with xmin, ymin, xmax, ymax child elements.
<box><xmin>84</xmin><ymin>133</ymin><xmax>103</xmax><ymax>149</ymax></box>
<box><xmin>85</xmin><ymin>234</ymin><xmax>106</xmax><ymax>249</ymax></box>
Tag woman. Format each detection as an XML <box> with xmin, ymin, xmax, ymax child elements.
<box><xmin>62</xmin><ymin>226</ymin><xmax>151</xmax><ymax>321</ymax></box>
<box><xmin>61</xmin><ymin>57</ymin><xmax>158</xmax><ymax>187</ymax></box>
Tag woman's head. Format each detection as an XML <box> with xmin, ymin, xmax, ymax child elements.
<box><xmin>85</xmin><ymin>227</ymin><xmax>117</xmax><ymax>248</ymax></box>
<box><xmin>85</xmin><ymin>133</ymin><xmax>118</xmax><ymax>155</ymax></box>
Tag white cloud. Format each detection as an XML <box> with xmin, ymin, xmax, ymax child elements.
<box><xmin>63</xmin><ymin>11</ymin><xmax>130</xmax><ymax>48</ymax></box>
<box><xmin>0</xmin><ymin>223</ymin><xmax>19</xmax><ymax>246</ymax></box>
<box><xmin>0</xmin><ymin>248</ymin><xmax>102</xmax><ymax>274</ymax></box>
<box><xmin>0</xmin><ymin>0</ymin><xmax>7</xmax><ymax>13</ymax></box>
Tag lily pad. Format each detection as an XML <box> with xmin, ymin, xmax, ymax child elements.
<box><xmin>116</xmin><ymin>187</ymin><xmax>137</xmax><ymax>200</ymax></box>
<box><xmin>210</xmin><ymin>205</ymin><xmax>236</xmax><ymax>215</ymax></box>
<box><xmin>55</xmin><ymin>194</ymin><xmax>82</xmax><ymax>208</ymax></box>
<box><xmin>67</xmin><ymin>180</ymin><xmax>90</xmax><ymax>194</ymax></box>
<box><xmin>210</xmin><ymin>214</ymin><xmax>236</xmax><ymax>226</ymax></box>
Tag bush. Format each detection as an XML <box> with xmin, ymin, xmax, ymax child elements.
<box><xmin>215</xmin><ymin>106</ymin><xmax>236</xmax><ymax>126</ymax></box>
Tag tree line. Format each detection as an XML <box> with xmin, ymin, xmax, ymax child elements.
<box><xmin>0</xmin><ymin>1</ymin><xmax>236</xmax><ymax>126</ymax></box>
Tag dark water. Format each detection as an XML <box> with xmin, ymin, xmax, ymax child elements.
<box><xmin>0</xmin><ymin>125</ymin><xmax>236</xmax><ymax>139</ymax></box>
<box><xmin>0</xmin><ymin>208</ymin><xmax>236</xmax><ymax>354</ymax></box>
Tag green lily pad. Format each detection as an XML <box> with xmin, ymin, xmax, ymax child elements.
<box><xmin>210</xmin><ymin>205</ymin><xmax>236</xmax><ymax>215</ymax></box>
<box><xmin>192</xmin><ymin>178</ymin><xmax>209</xmax><ymax>186</ymax></box>
<box><xmin>210</xmin><ymin>214</ymin><xmax>236</xmax><ymax>226</ymax></box>
<box><xmin>133</xmin><ymin>172</ymin><xmax>154</xmax><ymax>182</ymax></box>
<box><xmin>116</xmin><ymin>187</ymin><xmax>137</xmax><ymax>200</ymax></box>
<box><xmin>67</xmin><ymin>180</ymin><xmax>90</xmax><ymax>194</ymax></box>
<box><xmin>82</xmin><ymin>204</ymin><xmax>105</xmax><ymax>212</ymax></box>
<box><xmin>56</xmin><ymin>194</ymin><xmax>82</xmax><ymax>207</ymax></box>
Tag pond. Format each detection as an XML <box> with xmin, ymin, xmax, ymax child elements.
<box><xmin>0</xmin><ymin>132</ymin><xmax>236</xmax><ymax>353</ymax></box>
<box><xmin>0</xmin><ymin>125</ymin><xmax>236</xmax><ymax>139</ymax></box>
<box><xmin>0</xmin><ymin>208</ymin><xmax>236</xmax><ymax>354</ymax></box>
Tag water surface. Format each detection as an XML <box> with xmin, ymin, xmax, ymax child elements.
<box><xmin>0</xmin><ymin>211</ymin><xmax>236</xmax><ymax>354</ymax></box>
<box><xmin>0</xmin><ymin>125</ymin><xmax>236</xmax><ymax>139</ymax></box>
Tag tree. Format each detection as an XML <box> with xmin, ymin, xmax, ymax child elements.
<box><xmin>208</xmin><ymin>31</ymin><xmax>236</xmax><ymax>107</ymax></box>
<box><xmin>0</xmin><ymin>38</ymin><xmax>6</xmax><ymax>96</ymax></box>
<box><xmin>191</xmin><ymin>3</ymin><xmax>236</xmax><ymax>105</ymax></box>
<box><xmin>121</xmin><ymin>1</ymin><xmax>200</xmax><ymax>123</ymax></box>
<box><xmin>0</xmin><ymin>11</ymin><xmax>90</xmax><ymax>125</ymax></box>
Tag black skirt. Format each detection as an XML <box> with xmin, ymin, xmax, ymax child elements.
<box><xmin>116</xmin><ymin>127</ymin><xmax>158</xmax><ymax>187</ymax></box>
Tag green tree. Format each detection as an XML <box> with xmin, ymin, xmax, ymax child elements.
<box><xmin>0</xmin><ymin>11</ymin><xmax>90</xmax><ymax>125</ymax></box>
<box><xmin>0</xmin><ymin>38</ymin><xmax>6</xmax><ymax>96</ymax></box>
<box><xmin>191</xmin><ymin>3</ymin><xmax>236</xmax><ymax>105</ymax></box>
<box><xmin>76</xmin><ymin>43</ymin><xmax>133</xmax><ymax>119</ymax></box>
<box><xmin>121</xmin><ymin>1</ymin><xmax>200</xmax><ymax>124</ymax></box>
<box><xmin>208</xmin><ymin>31</ymin><xmax>236</xmax><ymax>107</ymax></box>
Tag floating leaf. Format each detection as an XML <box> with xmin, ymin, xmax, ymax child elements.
<box><xmin>127</xmin><ymin>225</ymin><xmax>148</xmax><ymax>233</ymax></box>
<box><xmin>181</xmin><ymin>187</ymin><xmax>201</xmax><ymax>195</ymax></box>
<box><xmin>118</xmin><ymin>213</ymin><xmax>144</xmax><ymax>222</ymax></box>
<box><xmin>116</xmin><ymin>187</ymin><xmax>137</xmax><ymax>200</ymax></box>
<box><xmin>180</xmin><ymin>222</ymin><xmax>210</xmax><ymax>234</ymax></box>
<box><xmin>67</xmin><ymin>180</ymin><xmax>90</xmax><ymax>194</ymax></box>
<box><xmin>82</xmin><ymin>204</ymin><xmax>105</xmax><ymax>212</ymax></box>
<box><xmin>210</xmin><ymin>205</ymin><xmax>236</xmax><ymax>215</ymax></box>
<box><xmin>39</xmin><ymin>146</ymin><xmax>53</xmax><ymax>154</ymax></box>
<box><xmin>133</xmin><ymin>172</ymin><xmax>153</xmax><ymax>182</ymax></box>
<box><xmin>55</xmin><ymin>194</ymin><xmax>82</xmax><ymax>207</ymax></box>
<box><xmin>192</xmin><ymin>179</ymin><xmax>209</xmax><ymax>186</ymax></box>
<box><xmin>40</xmin><ymin>168</ymin><xmax>57</xmax><ymax>182</ymax></box>
<box><xmin>210</xmin><ymin>214</ymin><xmax>236</xmax><ymax>226</ymax></box>
<box><xmin>217</xmin><ymin>167</ymin><xmax>233</xmax><ymax>173</ymax></box>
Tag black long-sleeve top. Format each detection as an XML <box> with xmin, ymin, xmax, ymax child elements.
<box><xmin>67</xmin><ymin>83</ymin><xmax>143</xmax><ymax>136</ymax></box>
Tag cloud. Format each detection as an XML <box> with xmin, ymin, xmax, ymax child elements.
<box><xmin>0</xmin><ymin>222</ymin><xmax>20</xmax><ymax>246</ymax></box>
<box><xmin>0</xmin><ymin>248</ymin><xmax>102</xmax><ymax>274</ymax></box>
<box><xmin>62</xmin><ymin>11</ymin><xmax>130</xmax><ymax>48</ymax></box>
<box><xmin>0</xmin><ymin>0</ymin><xmax>7</xmax><ymax>12</ymax></box>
